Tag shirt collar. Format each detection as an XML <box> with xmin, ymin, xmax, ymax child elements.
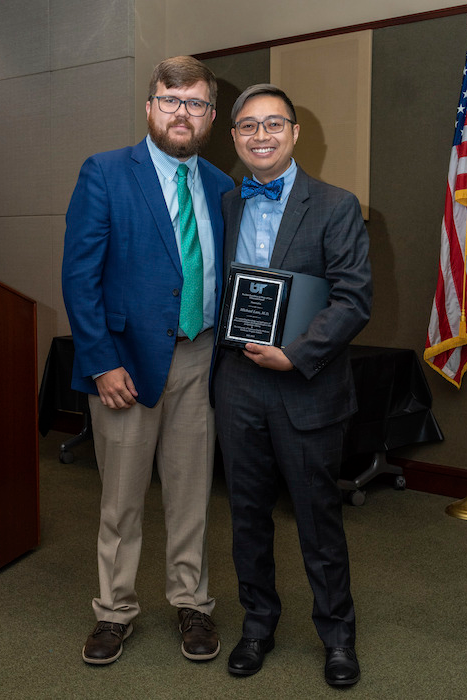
<box><xmin>145</xmin><ymin>134</ymin><xmax>198</xmax><ymax>182</ymax></box>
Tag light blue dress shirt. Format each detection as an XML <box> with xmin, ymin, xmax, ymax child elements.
<box><xmin>146</xmin><ymin>135</ymin><xmax>216</xmax><ymax>333</ymax></box>
<box><xmin>235</xmin><ymin>159</ymin><xmax>297</xmax><ymax>267</ymax></box>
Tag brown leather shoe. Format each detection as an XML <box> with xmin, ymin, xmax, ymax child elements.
<box><xmin>82</xmin><ymin>621</ymin><xmax>133</xmax><ymax>665</ymax></box>
<box><xmin>178</xmin><ymin>608</ymin><xmax>220</xmax><ymax>661</ymax></box>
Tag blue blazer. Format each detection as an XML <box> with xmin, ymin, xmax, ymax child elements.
<box><xmin>62</xmin><ymin>138</ymin><xmax>234</xmax><ymax>407</ymax></box>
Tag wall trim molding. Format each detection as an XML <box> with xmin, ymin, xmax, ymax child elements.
<box><xmin>194</xmin><ymin>5</ymin><xmax>467</xmax><ymax>60</ymax></box>
<box><xmin>388</xmin><ymin>456</ymin><xmax>467</xmax><ymax>498</ymax></box>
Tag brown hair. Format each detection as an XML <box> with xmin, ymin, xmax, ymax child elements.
<box><xmin>148</xmin><ymin>55</ymin><xmax>217</xmax><ymax>107</ymax></box>
<box><xmin>231</xmin><ymin>83</ymin><xmax>296</xmax><ymax>124</ymax></box>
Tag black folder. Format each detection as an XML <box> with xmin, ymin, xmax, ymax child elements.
<box><xmin>280</xmin><ymin>270</ymin><xmax>330</xmax><ymax>347</ymax></box>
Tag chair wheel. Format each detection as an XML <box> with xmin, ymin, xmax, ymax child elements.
<box><xmin>349</xmin><ymin>490</ymin><xmax>366</xmax><ymax>506</ymax></box>
<box><xmin>59</xmin><ymin>450</ymin><xmax>74</xmax><ymax>464</ymax></box>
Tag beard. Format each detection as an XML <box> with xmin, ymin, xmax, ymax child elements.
<box><xmin>147</xmin><ymin>115</ymin><xmax>213</xmax><ymax>159</ymax></box>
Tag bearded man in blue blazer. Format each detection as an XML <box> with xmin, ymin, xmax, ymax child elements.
<box><xmin>62</xmin><ymin>56</ymin><xmax>233</xmax><ymax>666</ymax></box>
<box><xmin>214</xmin><ymin>85</ymin><xmax>372</xmax><ymax>686</ymax></box>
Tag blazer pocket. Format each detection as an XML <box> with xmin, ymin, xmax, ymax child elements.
<box><xmin>106</xmin><ymin>312</ymin><xmax>126</xmax><ymax>332</ymax></box>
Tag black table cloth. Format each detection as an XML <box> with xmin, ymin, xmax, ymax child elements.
<box><xmin>38</xmin><ymin>339</ymin><xmax>443</xmax><ymax>480</ymax></box>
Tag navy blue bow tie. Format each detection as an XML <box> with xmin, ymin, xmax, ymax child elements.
<box><xmin>241</xmin><ymin>177</ymin><xmax>284</xmax><ymax>201</ymax></box>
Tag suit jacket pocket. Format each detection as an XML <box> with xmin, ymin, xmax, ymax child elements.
<box><xmin>106</xmin><ymin>312</ymin><xmax>126</xmax><ymax>332</ymax></box>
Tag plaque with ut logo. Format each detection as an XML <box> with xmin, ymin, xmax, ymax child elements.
<box><xmin>216</xmin><ymin>263</ymin><xmax>330</xmax><ymax>349</ymax></box>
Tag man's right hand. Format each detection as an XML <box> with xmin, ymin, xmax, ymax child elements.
<box><xmin>95</xmin><ymin>367</ymin><xmax>138</xmax><ymax>409</ymax></box>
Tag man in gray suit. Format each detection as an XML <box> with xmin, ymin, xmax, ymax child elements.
<box><xmin>214</xmin><ymin>84</ymin><xmax>372</xmax><ymax>686</ymax></box>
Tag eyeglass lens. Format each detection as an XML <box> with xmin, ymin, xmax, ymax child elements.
<box><xmin>236</xmin><ymin>117</ymin><xmax>287</xmax><ymax>135</ymax></box>
<box><xmin>156</xmin><ymin>96</ymin><xmax>209</xmax><ymax>116</ymax></box>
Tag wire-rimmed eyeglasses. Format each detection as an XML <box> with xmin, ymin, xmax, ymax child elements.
<box><xmin>151</xmin><ymin>95</ymin><xmax>213</xmax><ymax>117</ymax></box>
<box><xmin>234</xmin><ymin>116</ymin><xmax>296</xmax><ymax>136</ymax></box>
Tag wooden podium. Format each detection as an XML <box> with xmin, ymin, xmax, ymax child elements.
<box><xmin>0</xmin><ymin>281</ymin><xmax>39</xmax><ymax>568</ymax></box>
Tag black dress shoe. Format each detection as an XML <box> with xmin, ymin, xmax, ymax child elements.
<box><xmin>324</xmin><ymin>647</ymin><xmax>360</xmax><ymax>686</ymax></box>
<box><xmin>82</xmin><ymin>621</ymin><xmax>133</xmax><ymax>665</ymax></box>
<box><xmin>178</xmin><ymin>608</ymin><xmax>220</xmax><ymax>661</ymax></box>
<box><xmin>228</xmin><ymin>636</ymin><xmax>275</xmax><ymax>676</ymax></box>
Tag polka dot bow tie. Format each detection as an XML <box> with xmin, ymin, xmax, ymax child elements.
<box><xmin>240</xmin><ymin>177</ymin><xmax>284</xmax><ymax>200</ymax></box>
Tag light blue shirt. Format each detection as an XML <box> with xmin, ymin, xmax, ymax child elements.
<box><xmin>146</xmin><ymin>134</ymin><xmax>216</xmax><ymax>333</ymax></box>
<box><xmin>235</xmin><ymin>159</ymin><xmax>297</xmax><ymax>267</ymax></box>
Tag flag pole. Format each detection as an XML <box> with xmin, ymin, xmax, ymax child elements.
<box><xmin>446</xmin><ymin>216</ymin><xmax>467</xmax><ymax>519</ymax></box>
<box><xmin>443</xmin><ymin>147</ymin><xmax>467</xmax><ymax>517</ymax></box>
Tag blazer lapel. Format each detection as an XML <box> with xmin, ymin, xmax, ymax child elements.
<box><xmin>270</xmin><ymin>166</ymin><xmax>310</xmax><ymax>269</ymax></box>
<box><xmin>198</xmin><ymin>160</ymin><xmax>221</xmax><ymax>239</ymax></box>
<box><xmin>198</xmin><ymin>159</ymin><xmax>227</xmax><ymax>313</ymax></box>
<box><xmin>130</xmin><ymin>141</ymin><xmax>182</xmax><ymax>274</ymax></box>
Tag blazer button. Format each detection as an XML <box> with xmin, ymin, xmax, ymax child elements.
<box><xmin>173</xmin><ymin>289</ymin><xmax>179</xmax><ymax>296</ymax></box>
<box><xmin>167</xmin><ymin>329</ymin><xmax>174</xmax><ymax>337</ymax></box>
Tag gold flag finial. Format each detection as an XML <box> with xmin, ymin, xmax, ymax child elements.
<box><xmin>446</xmin><ymin>496</ymin><xmax>467</xmax><ymax>519</ymax></box>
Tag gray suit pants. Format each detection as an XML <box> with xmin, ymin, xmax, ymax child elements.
<box><xmin>215</xmin><ymin>349</ymin><xmax>356</xmax><ymax>647</ymax></box>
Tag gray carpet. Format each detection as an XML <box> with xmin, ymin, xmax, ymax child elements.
<box><xmin>1</xmin><ymin>432</ymin><xmax>466</xmax><ymax>699</ymax></box>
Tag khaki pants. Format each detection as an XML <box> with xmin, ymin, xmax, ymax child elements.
<box><xmin>88</xmin><ymin>329</ymin><xmax>215</xmax><ymax>624</ymax></box>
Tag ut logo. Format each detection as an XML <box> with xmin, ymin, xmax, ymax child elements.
<box><xmin>250</xmin><ymin>282</ymin><xmax>267</xmax><ymax>294</ymax></box>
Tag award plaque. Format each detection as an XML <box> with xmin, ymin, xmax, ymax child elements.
<box><xmin>217</xmin><ymin>263</ymin><xmax>293</xmax><ymax>348</ymax></box>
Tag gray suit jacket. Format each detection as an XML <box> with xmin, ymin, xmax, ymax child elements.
<box><xmin>220</xmin><ymin>166</ymin><xmax>372</xmax><ymax>430</ymax></box>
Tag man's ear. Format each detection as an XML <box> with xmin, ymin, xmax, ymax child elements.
<box><xmin>293</xmin><ymin>123</ymin><xmax>300</xmax><ymax>145</ymax></box>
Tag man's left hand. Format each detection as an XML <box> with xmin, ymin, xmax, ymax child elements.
<box><xmin>243</xmin><ymin>343</ymin><xmax>294</xmax><ymax>371</ymax></box>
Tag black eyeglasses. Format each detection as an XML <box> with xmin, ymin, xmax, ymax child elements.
<box><xmin>234</xmin><ymin>116</ymin><xmax>295</xmax><ymax>136</ymax></box>
<box><xmin>151</xmin><ymin>95</ymin><xmax>213</xmax><ymax>117</ymax></box>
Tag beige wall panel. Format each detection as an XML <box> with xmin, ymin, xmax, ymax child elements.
<box><xmin>134</xmin><ymin>0</ymin><xmax>167</xmax><ymax>141</ymax></box>
<box><xmin>51</xmin><ymin>58</ymin><xmax>135</xmax><ymax>214</ymax></box>
<box><xmin>0</xmin><ymin>217</ymin><xmax>53</xmax><ymax>307</ymax></box>
<box><xmin>0</xmin><ymin>216</ymin><xmax>55</xmax><ymax>378</ymax></box>
<box><xmin>0</xmin><ymin>1</ymin><xmax>136</xmax><ymax>383</ymax></box>
<box><xmin>36</xmin><ymin>303</ymin><xmax>58</xmax><ymax>383</ymax></box>
<box><xmin>270</xmin><ymin>32</ymin><xmax>372</xmax><ymax>218</ymax></box>
<box><xmin>52</xmin><ymin>216</ymin><xmax>70</xmax><ymax>338</ymax></box>
<box><xmin>0</xmin><ymin>0</ymin><xmax>49</xmax><ymax>79</ymax></box>
<box><xmin>0</xmin><ymin>74</ymin><xmax>51</xmax><ymax>217</ymax></box>
<box><xmin>165</xmin><ymin>0</ymin><xmax>467</xmax><ymax>55</ymax></box>
<box><xmin>49</xmin><ymin>0</ymin><xmax>135</xmax><ymax>70</ymax></box>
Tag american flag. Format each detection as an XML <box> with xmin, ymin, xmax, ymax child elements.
<box><xmin>424</xmin><ymin>52</ymin><xmax>467</xmax><ymax>388</ymax></box>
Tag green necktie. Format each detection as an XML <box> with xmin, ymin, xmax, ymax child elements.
<box><xmin>177</xmin><ymin>163</ymin><xmax>203</xmax><ymax>340</ymax></box>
